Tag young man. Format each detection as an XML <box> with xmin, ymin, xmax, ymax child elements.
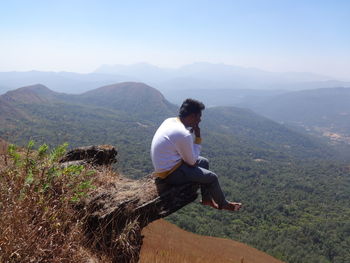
<box><xmin>151</xmin><ymin>98</ymin><xmax>242</xmax><ymax>211</ymax></box>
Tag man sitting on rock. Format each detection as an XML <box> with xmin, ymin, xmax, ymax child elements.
<box><xmin>151</xmin><ymin>98</ymin><xmax>242</xmax><ymax>211</ymax></box>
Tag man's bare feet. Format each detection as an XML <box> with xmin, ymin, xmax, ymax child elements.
<box><xmin>200</xmin><ymin>199</ymin><xmax>219</xmax><ymax>209</ymax></box>
<box><xmin>222</xmin><ymin>202</ymin><xmax>242</xmax><ymax>212</ymax></box>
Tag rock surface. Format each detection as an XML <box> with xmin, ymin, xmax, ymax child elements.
<box><xmin>59</xmin><ymin>145</ymin><xmax>118</xmax><ymax>166</ymax></box>
<box><xmin>60</xmin><ymin>145</ymin><xmax>199</xmax><ymax>263</ymax></box>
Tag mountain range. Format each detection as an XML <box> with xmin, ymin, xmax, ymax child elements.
<box><xmin>0</xmin><ymin>71</ymin><xmax>128</xmax><ymax>95</ymax></box>
<box><xmin>95</xmin><ymin>62</ymin><xmax>340</xmax><ymax>88</ymax></box>
<box><xmin>0</xmin><ymin>83</ymin><xmax>336</xmax><ymax>163</ymax></box>
<box><xmin>1</xmin><ymin>63</ymin><xmax>350</xmax><ymax>99</ymax></box>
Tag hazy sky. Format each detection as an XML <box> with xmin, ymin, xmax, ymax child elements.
<box><xmin>1</xmin><ymin>0</ymin><xmax>349</xmax><ymax>80</ymax></box>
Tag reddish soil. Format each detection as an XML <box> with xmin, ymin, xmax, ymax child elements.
<box><xmin>139</xmin><ymin>219</ymin><xmax>284</xmax><ymax>263</ymax></box>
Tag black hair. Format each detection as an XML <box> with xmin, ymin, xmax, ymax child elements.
<box><xmin>179</xmin><ymin>98</ymin><xmax>205</xmax><ymax>118</ymax></box>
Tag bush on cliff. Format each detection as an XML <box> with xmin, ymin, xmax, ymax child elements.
<box><xmin>0</xmin><ymin>141</ymin><xmax>95</xmax><ymax>262</ymax></box>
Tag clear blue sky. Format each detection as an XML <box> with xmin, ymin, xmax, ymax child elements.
<box><xmin>1</xmin><ymin>0</ymin><xmax>349</xmax><ymax>79</ymax></box>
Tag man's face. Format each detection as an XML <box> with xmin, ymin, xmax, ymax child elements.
<box><xmin>190</xmin><ymin>112</ymin><xmax>202</xmax><ymax>127</ymax></box>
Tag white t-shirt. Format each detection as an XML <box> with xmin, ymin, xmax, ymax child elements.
<box><xmin>151</xmin><ymin>117</ymin><xmax>201</xmax><ymax>177</ymax></box>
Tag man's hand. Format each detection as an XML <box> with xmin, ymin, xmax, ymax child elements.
<box><xmin>193</xmin><ymin>124</ymin><xmax>201</xmax><ymax>138</ymax></box>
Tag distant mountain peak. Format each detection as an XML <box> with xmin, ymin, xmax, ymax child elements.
<box><xmin>2</xmin><ymin>84</ymin><xmax>58</xmax><ymax>104</ymax></box>
<box><xmin>17</xmin><ymin>83</ymin><xmax>51</xmax><ymax>92</ymax></box>
<box><xmin>83</xmin><ymin>82</ymin><xmax>162</xmax><ymax>95</ymax></box>
<box><xmin>82</xmin><ymin>81</ymin><xmax>166</xmax><ymax>102</ymax></box>
<box><xmin>81</xmin><ymin>82</ymin><xmax>177</xmax><ymax>121</ymax></box>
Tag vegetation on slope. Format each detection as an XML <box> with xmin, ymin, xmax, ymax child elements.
<box><xmin>245</xmin><ymin>87</ymin><xmax>350</xmax><ymax>139</ymax></box>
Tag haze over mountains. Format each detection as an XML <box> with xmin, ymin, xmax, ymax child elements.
<box><xmin>1</xmin><ymin>63</ymin><xmax>350</xmax><ymax>100</ymax></box>
<box><xmin>0</xmin><ymin>71</ymin><xmax>128</xmax><ymax>95</ymax></box>
<box><xmin>95</xmin><ymin>62</ymin><xmax>339</xmax><ymax>88</ymax></box>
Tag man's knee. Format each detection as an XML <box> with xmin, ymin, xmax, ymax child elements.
<box><xmin>197</xmin><ymin>156</ymin><xmax>209</xmax><ymax>170</ymax></box>
<box><xmin>205</xmin><ymin>170</ymin><xmax>218</xmax><ymax>184</ymax></box>
<box><xmin>210</xmin><ymin>171</ymin><xmax>218</xmax><ymax>181</ymax></box>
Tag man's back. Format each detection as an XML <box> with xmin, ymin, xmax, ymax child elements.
<box><xmin>151</xmin><ymin>117</ymin><xmax>201</xmax><ymax>177</ymax></box>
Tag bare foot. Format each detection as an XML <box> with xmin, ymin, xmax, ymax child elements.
<box><xmin>200</xmin><ymin>200</ymin><xmax>219</xmax><ymax>209</ymax></box>
<box><xmin>222</xmin><ymin>202</ymin><xmax>242</xmax><ymax>212</ymax></box>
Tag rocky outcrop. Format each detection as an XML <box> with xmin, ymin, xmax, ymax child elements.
<box><xmin>60</xmin><ymin>145</ymin><xmax>199</xmax><ymax>263</ymax></box>
<box><xmin>59</xmin><ymin>145</ymin><xmax>118</xmax><ymax>166</ymax></box>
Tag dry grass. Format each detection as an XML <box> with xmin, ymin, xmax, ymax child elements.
<box><xmin>0</xmin><ymin>142</ymin><xmax>105</xmax><ymax>262</ymax></box>
<box><xmin>0</xmin><ymin>140</ymin><xmax>144</xmax><ymax>263</ymax></box>
<box><xmin>0</xmin><ymin>138</ymin><xmax>8</xmax><ymax>155</ymax></box>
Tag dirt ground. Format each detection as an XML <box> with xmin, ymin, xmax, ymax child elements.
<box><xmin>139</xmin><ymin>219</ymin><xmax>284</xmax><ymax>263</ymax></box>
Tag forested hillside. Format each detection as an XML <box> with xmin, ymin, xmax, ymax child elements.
<box><xmin>241</xmin><ymin>87</ymin><xmax>350</xmax><ymax>144</ymax></box>
<box><xmin>1</xmin><ymin>83</ymin><xmax>349</xmax><ymax>262</ymax></box>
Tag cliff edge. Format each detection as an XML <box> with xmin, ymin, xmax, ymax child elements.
<box><xmin>60</xmin><ymin>145</ymin><xmax>199</xmax><ymax>263</ymax></box>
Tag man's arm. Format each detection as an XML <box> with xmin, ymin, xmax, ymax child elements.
<box><xmin>175</xmin><ymin>133</ymin><xmax>201</xmax><ymax>166</ymax></box>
